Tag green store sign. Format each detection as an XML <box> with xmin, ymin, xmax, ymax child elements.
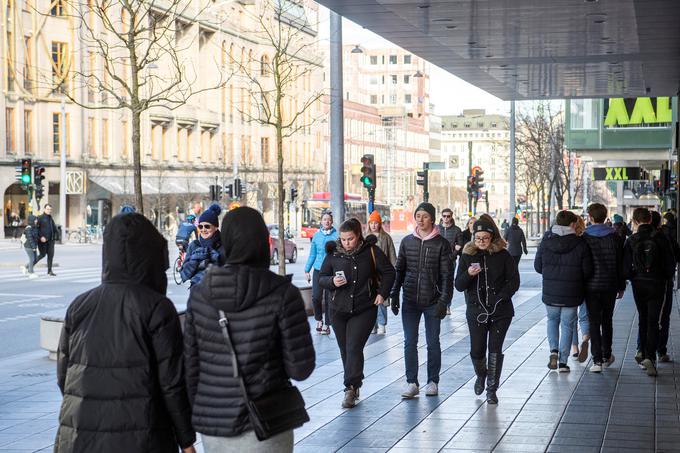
<box><xmin>592</xmin><ymin>167</ymin><xmax>642</xmax><ymax>181</ymax></box>
<box><xmin>604</xmin><ymin>97</ymin><xmax>673</xmax><ymax>127</ymax></box>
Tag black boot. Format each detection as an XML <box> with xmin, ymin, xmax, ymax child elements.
<box><xmin>486</xmin><ymin>353</ymin><xmax>504</xmax><ymax>405</ymax></box>
<box><xmin>471</xmin><ymin>356</ymin><xmax>486</xmax><ymax>396</ymax></box>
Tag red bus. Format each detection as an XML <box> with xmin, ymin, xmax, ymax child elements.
<box><xmin>300</xmin><ymin>192</ymin><xmax>390</xmax><ymax>239</ymax></box>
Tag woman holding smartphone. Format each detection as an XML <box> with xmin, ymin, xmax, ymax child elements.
<box><xmin>319</xmin><ymin>218</ymin><xmax>395</xmax><ymax>409</ymax></box>
<box><xmin>455</xmin><ymin>218</ymin><xmax>519</xmax><ymax>404</ymax></box>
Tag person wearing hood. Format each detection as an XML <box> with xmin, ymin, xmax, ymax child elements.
<box><xmin>391</xmin><ymin>202</ymin><xmax>454</xmax><ymax>398</ymax></box>
<box><xmin>54</xmin><ymin>213</ymin><xmax>195</xmax><ymax>453</ymax></box>
<box><xmin>503</xmin><ymin>217</ymin><xmax>528</xmax><ymax>266</ymax></box>
<box><xmin>305</xmin><ymin>211</ymin><xmax>338</xmax><ymax>335</ymax></box>
<box><xmin>366</xmin><ymin>211</ymin><xmax>397</xmax><ymax>335</ymax></box>
<box><xmin>180</xmin><ymin>204</ymin><xmax>225</xmax><ymax>286</ymax></box>
<box><xmin>319</xmin><ymin>218</ymin><xmax>395</xmax><ymax>408</ymax></box>
<box><xmin>20</xmin><ymin>214</ymin><xmax>40</xmax><ymax>279</ymax></box>
<box><xmin>455</xmin><ymin>218</ymin><xmax>519</xmax><ymax>404</ymax></box>
<box><xmin>534</xmin><ymin>210</ymin><xmax>593</xmax><ymax>373</ymax></box>
<box><xmin>657</xmin><ymin>212</ymin><xmax>680</xmax><ymax>362</ymax></box>
<box><xmin>582</xmin><ymin>203</ymin><xmax>625</xmax><ymax>373</ymax></box>
<box><xmin>612</xmin><ymin>213</ymin><xmax>631</xmax><ymax>240</ymax></box>
<box><xmin>184</xmin><ymin>207</ymin><xmax>315</xmax><ymax>452</ymax></box>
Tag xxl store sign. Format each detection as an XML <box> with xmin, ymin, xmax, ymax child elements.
<box><xmin>604</xmin><ymin>97</ymin><xmax>673</xmax><ymax>127</ymax></box>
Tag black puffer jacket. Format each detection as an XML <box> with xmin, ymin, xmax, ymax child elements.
<box><xmin>22</xmin><ymin>223</ymin><xmax>39</xmax><ymax>250</ymax></box>
<box><xmin>37</xmin><ymin>212</ymin><xmax>58</xmax><ymax>241</ymax></box>
<box><xmin>55</xmin><ymin>213</ymin><xmax>194</xmax><ymax>453</ymax></box>
<box><xmin>661</xmin><ymin>224</ymin><xmax>680</xmax><ymax>263</ymax></box>
<box><xmin>319</xmin><ymin>235</ymin><xmax>396</xmax><ymax>315</ymax></box>
<box><xmin>583</xmin><ymin>224</ymin><xmax>625</xmax><ymax>292</ymax></box>
<box><xmin>504</xmin><ymin>225</ymin><xmax>528</xmax><ymax>257</ymax></box>
<box><xmin>623</xmin><ymin>224</ymin><xmax>676</xmax><ymax>282</ymax></box>
<box><xmin>455</xmin><ymin>237</ymin><xmax>519</xmax><ymax>320</ymax></box>
<box><xmin>534</xmin><ymin>226</ymin><xmax>593</xmax><ymax>307</ymax></box>
<box><xmin>438</xmin><ymin>223</ymin><xmax>462</xmax><ymax>259</ymax></box>
<box><xmin>391</xmin><ymin>231</ymin><xmax>454</xmax><ymax>307</ymax></box>
<box><xmin>184</xmin><ymin>264</ymin><xmax>315</xmax><ymax>437</ymax></box>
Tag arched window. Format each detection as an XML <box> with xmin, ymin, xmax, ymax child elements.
<box><xmin>260</xmin><ymin>54</ymin><xmax>270</xmax><ymax>77</ymax></box>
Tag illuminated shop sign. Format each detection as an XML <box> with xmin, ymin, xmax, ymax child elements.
<box><xmin>603</xmin><ymin>97</ymin><xmax>672</xmax><ymax>127</ymax></box>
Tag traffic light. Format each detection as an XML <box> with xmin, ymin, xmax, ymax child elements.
<box><xmin>34</xmin><ymin>165</ymin><xmax>46</xmax><ymax>201</ymax></box>
<box><xmin>17</xmin><ymin>159</ymin><xmax>32</xmax><ymax>186</ymax></box>
<box><xmin>360</xmin><ymin>154</ymin><xmax>376</xmax><ymax>189</ymax></box>
<box><xmin>290</xmin><ymin>187</ymin><xmax>298</xmax><ymax>202</ymax></box>
<box><xmin>474</xmin><ymin>168</ymin><xmax>485</xmax><ymax>191</ymax></box>
<box><xmin>416</xmin><ymin>165</ymin><xmax>429</xmax><ymax>202</ymax></box>
<box><xmin>234</xmin><ymin>178</ymin><xmax>245</xmax><ymax>199</ymax></box>
<box><xmin>209</xmin><ymin>184</ymin><xmax>222</xmax><ymax>201</ymax></box>
<box><xmin>224</xmin><ymin>183</ymin><xmax>234</xmax><ymax>199</ymax></box>
<box><xmin>467</xmin><ymin>175</ymin><xmax>477</xmax><ymax>194</ymax></box>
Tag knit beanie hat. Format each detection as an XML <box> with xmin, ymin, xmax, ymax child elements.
<box><xmin>473</xmin><ymin>219</ymin><xmax>497</xmax><ymax>238</ymax></box>
<box><xmin>612</xmin><ymin>214</ymin><xmax>624</xmax><ymax>224</ymax></box>
<box><xmin>414</xmin><ymin>202</ymin><xmax>436</xmax><ymax>221</ymax></box>
<box><xmin>199</xmin><ymin>204</ymin><xmax>222</xmax><ymax>227</ymax></box>
<box><xmin>368</xmin><ymin>211</ymin><xmax>382</xmax><ymax>224</ymax></box>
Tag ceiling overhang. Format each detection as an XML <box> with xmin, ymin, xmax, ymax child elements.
<box><xmin>318</xmin><ymin>0</ymin><xmax>680</xmax><ymax>100</ymax></box>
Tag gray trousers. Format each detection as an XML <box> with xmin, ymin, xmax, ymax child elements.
<box><xmin>201</xmin><ymin>429</ymin><xmax>293</xmax><ymax>453</ymax></box>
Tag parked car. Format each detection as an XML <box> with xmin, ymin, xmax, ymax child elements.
<box><xmin>268</xmin><ymin>225</ymin><xmax>298</xmax><ymax>265</ymax></box>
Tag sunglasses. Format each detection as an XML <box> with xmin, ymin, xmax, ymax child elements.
<box><xmin>198</xmin><ymin>224</ymin><xmax>214</xmax><ymax>230</ymax></box>
<box><xmin>442</xmin><ymin>214</ymin><xmax>452</xmax><ymax>218</ymax></box>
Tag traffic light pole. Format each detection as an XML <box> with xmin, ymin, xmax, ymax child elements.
<box><xmin>368</xmin><ymin>188</ymin><xmax>375</xmax><ymax>213</ymax></box>
<box><xmin>59</xmin><ymin>97</ymin><xmax>67</xmax><ymax>241</ymax></box>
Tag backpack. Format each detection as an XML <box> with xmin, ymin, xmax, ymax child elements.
<box><xmin>632</xmin><ymin>234</ymin><xmax>660</xmax><ymax>274</ymax></box>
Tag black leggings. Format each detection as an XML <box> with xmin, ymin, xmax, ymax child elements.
<box><xmin>331</xmin><ymin>306</ymin><xmax>377</xmax><ymax>389</ymax></box>
<box><xmin>467</xmin><ymin>314</ymin><xmax>512</xmax><ymax>359</ymax></box>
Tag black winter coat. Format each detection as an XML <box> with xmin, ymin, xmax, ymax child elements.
<box><xmin>661</xmin><ymin>224</ymin><xmax>680</xmax><ymax>263</ymax></box>
<box><xmin>504</xmin><ymin>225</ymin><xmax>528</xmax><ymax>257</ymax></box>
<box><xmin>184</xmin><ymin>264</ymin><xmax>315</xmax><ymax>437</ymax></box>
<box><xmin>22</xmin><ymin>225</ymin><xmax>39</xmax><ymax>250</ymax></box>
<box><xmin>438</xmin><ymin>223</ymin><xmax>462</xmax><ymax>259</ymax></box>
<box><xmin>455</xmin><ymin>237</ymin><xmax>519</xmax><ymax>320</ymax></box>
<box><xmin>391</xmin><ymin>231</ymin><xmax>454</xmax><ymax>307</ymax></box>
<box><xmin>180</xmin><ymin>236</ymin><xmax>226</xmax><ymax>286</ymax></box>
<box><xmin>37</xmin><ymin>213</ymin><xmax>58</xmax><ymax>242</ymax></box>
<box><xmin>319</xmin><ymin>235</ymin><xmax>396</xmax><ymax>315</ymax></box>
<box><xmin>534</xmin><ymin>228</ymin><xmax>593</xmax><ymax>307</ymax></box>
<box><xmin>583</xmin><ymin>225</ymin><xmax>625</xmax><ymax>292</ymax></box>
<box><xmin>623</xmin><ymin>224</ymin><xmax>676</xmax><ymax>282</ymax></box>
<box><xmin>55</xmin><ymin>214</ymin><xmax>194</xmax><ymax>453</ymax></box>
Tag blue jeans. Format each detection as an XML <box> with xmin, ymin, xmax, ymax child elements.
<box><xmin>546</xmin><ymin>306</ymin><xmax>577</xmax><ymax>364</ymax></box>
<box><xmin>402</xmin><ymin>302</ymin><xmax>441</xmax><ymax>386</ymax></box>
<box><xmin>571</xmin><ymin>302</ymin><xmax>590</xmax><ymax>346</ymax></box>
<box><xmin>376</xmin><ymin>304</ymin><xmax>387</xmax><ymax>327</ymax></box>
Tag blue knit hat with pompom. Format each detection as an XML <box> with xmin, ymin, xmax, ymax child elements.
<box><xmin>198</xmin><ymin>204</ymin><xmax>222</xmax><ymax>227</ymax></box>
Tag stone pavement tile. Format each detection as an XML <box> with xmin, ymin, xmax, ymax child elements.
<box><xmin>337</xmin><ymin>447</ymin><xmax>388</xmax><ymax>453</ymax></box>
<box><xmin>0</xmin><ymin>419</ymin><xmax>56</xmax><ymax>435</ymax></box>
<box><xmin>549</xmin><ymin>434</ymin><xmax>603</xmax><ymax>447</ymax></box>
<box><xmin>494</xmin><ymin>443</ymin><xmax>547</xmax><ymax>453</ymax></box>
<box><xmin>546</xmin><ymin>447</ymin><xmax>601</xmax><ymax>453</ymax></box>
<box><xmin>1</xmin><ymin>431</ymin><xmax>54</xmax><ymax>451</ymax></box>
<box><xmin>600</xmin><ymin>448</ymin><xmax>654</xmax><ymax>453</ymax></box>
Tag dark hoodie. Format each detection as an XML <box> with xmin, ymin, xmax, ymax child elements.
<box><xmin>583</xmin><ymin>223</ymin><xmax>625</xmax><ymax>292</ymax></box>
<box><xmin>184</xmin><ymin>207</ymin><xmax>315</xmax><ymax>437</ymax></box>
<box><xmin>55</xmin><ymin>213</ymin><xmax>195</xmax><ymax>453</ymax></box>
<box><xmin>534</xmin><ymin>225</ymin><xmax>593</xmax><ymax>307</ymax></box>
<box><xmin>623</xmin><ymin>223</ymin><xmax>676</xmax><ymax>282</ymax></box>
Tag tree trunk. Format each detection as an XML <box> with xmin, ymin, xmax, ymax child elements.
<box><xmin>132</xmin><ymin>109</ymin><xmax>144</xmax><ymax>214</ymax></box>
<box><xmin>276</xmin><ymin>124</ymin><xmax>286</xmax><ymax>276</ymax></box>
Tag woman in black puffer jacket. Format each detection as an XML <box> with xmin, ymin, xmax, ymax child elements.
<box><xmin>184</xmin><ymin>207</ymin><xmax>315</xmax><ymax>453</ymax></box>
<box><xmin>319</xmin><ymin>218</ymin><xmax>395</xmax><ymax>409</ymax></box>
<box><xmin>455</xmin><ymin>218</ymin><xmax>519</xmax><ymax>405</ymax></box>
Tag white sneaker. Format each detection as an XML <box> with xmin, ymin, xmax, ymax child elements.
<box><xmin>20</xmin><ymin>265</ymin><xmax>27</xmax><ymax>275</ymax></box>
<box><xmin>371</xmin><ymin>326</ymin><xmax>378</xmax><ymax>334</ymax></box>
<box><xmin>28</xmin><ymin>273</ymin><xmax>38</xmax><ymax>279</ymax></box>
<box><xmin>401</xmin><ymin>383</ymin><xmax>419</xmax><ymax>399</ymax></box>
<box><xmin>424</xmin><ymin>382</ymin><xmax>438</xmax><ymax>396</ymax></box>
<box><xmin>377</xmin><ymin>325</ymin><xmax>386</xmax><ymax>335</ymax></box>
<box><xmin>590</xmin><ymin>363</ymin><xmax>603</xmax><ymax>373</ymax></box>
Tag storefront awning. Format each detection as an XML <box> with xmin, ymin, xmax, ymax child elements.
<box><xmin>89</xmin><ymin>176</ymin><xmax>211</xmax><ymax>195</ymax></box>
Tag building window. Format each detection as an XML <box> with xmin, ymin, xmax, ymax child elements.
<box><xmin>261</xmin><ymin>137</ymin><xmax>270</xmax><ymax>164</ymax></box>
<box><xmin>403</xmin><ymin>75</ymin><xmax>410</xmax><ymax>84</ymax></box>
<box><xmin>240</xmin><ymin>135</ymin><xmax>250</xmax><ymax>164</ymax></box>
<box><xmin>389</xmin><ymin>94</ymin><xmax>397</xmax><ymax>104</ymax></box>
<box><xmin>389</xmin><ymin>55</ymin><xmax>397</xmax><ymax>64</ymax></box>
<box><xmin>121</xmin><ymin>120</ymin><xmax>129</xmax><ymax>159</ymax></box>
<box><xmin>570</xmin><ymin>99</ymin><xmax>597</xmax><ymax>129</ymax></box>
<box><xmin>477</xmin><ymin>121</ymin><xmax>484</xmax><ymax>127</ymax></box>
<box><xmin>7</xmin><ymin>32</ymin><xmax>14</xmax><ymax>92</ymax></box>
<box><xmin>370</xmin><ymin>55</ymin><xmax>377</xmax><ymax>65</ymax></box>
<box><xmin>87</xmin><ymin>117</ymin><xmax>96</xmax><ymax>157</ymax></box>
<box><xmin>23</xmin><ymin>36</ymin><xmax>32</xmax><ymax>92</ymax></box>
<box><xmin>381</xmin><ymin>75</ymin><xmax>385</xmax><ymax>84</ymax></box>
<box><xmin>101</xmin><ymin>119</ymin><xmax>109</xmax><ymax>159</ymax></box>
<box><xmin>405</xmin><ymin>94</ymin><xmax>412</xmax><ymax>104</ymax></box>
<box><xmin>391</xmin><ymin>75</ymin><xmax>397</xmax><ymax>84</ymax></box>
<box><xmin>51</xmin><ymin>41</ymin><xmax>69</xmax><ymax>93</ymax></box>
<box><xmin>404</xmin><ymin>54</ymin><xmax>412</xmax><ymax>64</ymax></box>
<box><xmin>52</xmin><ymin>112</ymin><xmax>70</xmax><ymax>156</ymax></box>
<box><xmin>23</xmin><ymin>109</ymin><xmax>32</xmax><ymax>154</ymax></box>
<box><xmin>5</xmin><ymin>108</ymin><xmax>15</xmax><ymax>154</ymax></box>
<box><xmin>370</xmin><ymin>95</ymin><xmax>377</xmax><ymax>105</ymax></box>
<box><xmin>369</xmin><ymin>76</ymin><xmax>378</xmax><ymax>85</ymax></box>
<box><xmin>51</xmin><ymin>0</ymin><xmax>65</xmax><ymax>16</ymax></box>
<box><xmin>491</xmin><ymin>122</ymin><xmax>497</xmax><ymax>127</ymax></box>
<box><xmin>260</xmin><ymin>54</ymin><xmax>270</xmax><ymax>77</ymax></box>
<box><xmin>464</xmin><ymin>122</ymin><xmax>471</xmax><ymax>128</ymax></box>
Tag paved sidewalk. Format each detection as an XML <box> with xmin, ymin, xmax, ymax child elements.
<box><xmin>0</xmin><ymin>283</ymin><xmax>679</xmax><ymax>452</ymax></box>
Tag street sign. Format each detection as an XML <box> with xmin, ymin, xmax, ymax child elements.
<box><xmin>425</xmin><ymin>161</ymin><xmax>445</xmax><ymax>170</ymax></box>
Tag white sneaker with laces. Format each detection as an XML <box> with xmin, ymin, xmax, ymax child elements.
<box><xmin>377</xmin><ymin>325</ymin><xmax>386</xmax><ymax>335</ymax></box>
<box><xmin>371</xmin><ymin>326</ymin><xmax>378</xmax><ymax>334</ymax></box>
<box><xmin>401</xmin><ymin>383</ymin><xmax>419</xmax><ymax>399</ymax></box>
<box><xmin>28</xmin><ymin>273</ymin><xmax>38</xmax><ymax>279</ymax></box>
<box><xmin>590</xmin><ymin>363</ymin><xmax>603</xmax><ymax>373</ymax></box>
<box><xmin>424</xmin><ymin>382</ymin><xmax>438</xmax><ymax>396</ymax></box>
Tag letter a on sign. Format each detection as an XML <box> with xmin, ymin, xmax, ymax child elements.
<box><xmin>604</xmin><ymin>99</ymin><xmax>630</xmax><ymax>126</ymax></box>
<box><xmin>629</xmin><ymin>97</ymin><xmax>657</xmax><ymax>124</ymax></box>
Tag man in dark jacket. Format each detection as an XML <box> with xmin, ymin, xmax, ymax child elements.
<box><xmin>503</xmin><ymin>217</ymin><xmax>528</xmax><ymax>265</ymax></box>
<box><xmin>623</xmin><ymin>208</ymin><xmax>676</xmax><ymax>376</ymax></box>
<box><xmin>535</xmin><ymin>210</ymin><xmax>593</xmax><ymax>372</ymax></box>
<box><xmin>438</xmin><ymin>208</ymin><xmax>462</xmax><ymax>315</ymax></box>
<box><xmin>582</xmin><ymin>203</ymin><xmax>625</xmax><ymax>372</ymax></box>
<box><xmin>34</xmin><ymin>204</ymin><xmax>59</xmax><ymax>276</ymax></box>
<box><xmin>55</xmin><ymin>213</ymin><xmax>195</xmax><ymax>453</ymax></box>
<box><xmin>391</xmin><ymin>202</ymin><xmax>453</xmax><ymax>398</ymax></box>
<box><xmin>658</xmin><ymin>212</ymin><xmax>680</xmax><ymax>362</ymax></box>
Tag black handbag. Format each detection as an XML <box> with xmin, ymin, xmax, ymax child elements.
<box><xmin>217</xmin><ymin>310</ymin><xmax>310</xmax><ymax>441</ymax></box>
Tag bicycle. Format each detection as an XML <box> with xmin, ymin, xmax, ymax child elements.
<box><xmin>173</xmin><ymin>241</ymin><xmax>186</xmax><ymax>285</ymax></box>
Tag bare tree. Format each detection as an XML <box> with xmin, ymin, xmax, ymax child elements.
<box><xmin>40</xmin><ymin>0</ymin><xmax>227</xmax><ymax>214</ymax></box>
<box><xmin>233</xmin><ymin>0</ymin><xmax>323</xmax><ymax>275</ymax></box>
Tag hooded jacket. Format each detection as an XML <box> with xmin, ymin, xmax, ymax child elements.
<box><xmin>21</xmin><ymin>216</ymin><xmax>39</xmax><ymax>250</ymax></box>
<box><xmin>180</xmin><ymin>234</ymin><xmax>225</xmax><ymax>286</ymax></box>
<box><xmin>438</xmin><ymin>222</ymin><xmax>462</xmax><ymax>256</ymax></box>
<box><xmin>504</xmin><ymin>225</ymin><xmax>528</xmax><ymax>257</ymax></box>
<box><xmin>583</xmin><ymin>223</ymin><xmax>625</xmax><ymax>292</ymax></box>
<box><xmin>623</xmin><ymin>224</ymin><xmax>676</xmax><ymax>282</ymax></box>
<box><xmin>390</xmin><ymin>229</ymin><xmax>454</xmax><ymax>307</ymax></box>
<box><xmin>304</xmin><ymin>227</ymin><xmax>338</xmax><ymax>272</ymax></box>
<box><xmin>534</xmin><ymin>225</ymin><xmax>593</xmax><ymax>307</ymax></box>
<box><xmin>455</xmin><ymin>235</ymin><xmax>519</xmax><ymax>320</ymax></box>
<box><xmin>319</xmin><ymin>234</ymin><xmax>396</xmax><ymax>314</ymax></box>
<box><xmin>55</xmin><ymin>213</ymin><xmax>195</xmax><ymax>453</ymax></box>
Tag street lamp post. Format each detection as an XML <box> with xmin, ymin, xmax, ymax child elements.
<box><xmin>59</xmin><ymin>97</ymin><xmax>67</xmax><ymax>242</ymax></box>
<box><xmin>329</xmin><ymin>11</ymin><xmax>345</xmax><ymax>222</ymax></box>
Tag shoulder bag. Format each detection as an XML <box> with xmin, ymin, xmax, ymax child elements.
<box><xmin>217</xmin><ymin>310</ymin><xmax>310</xmax><ymax>441</ymax></box>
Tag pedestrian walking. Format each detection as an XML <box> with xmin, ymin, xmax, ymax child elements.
<box><xmin>366</xmin><ymin>211</ymin><xmax>397</xmax><ymax>334</ymax></box>
<box><xmin>34</xmin><ymin>204</ymin><xmax>59</xmax><ymax>276</ymax></box>
<box><xmin>623</xmin><ymin>208</ymin><xmax>676</xmax><ymax>376</ymax></box>
<box><xmin>320</xmin><ymin>218</ymin><xmax>395</xmax><ymax>408</ymax></box>
<box><xmin>184</xmin><ymin>207</ymin><xmax>314</xmax><ymax>453</ymax></box>
<box><xmin>582</xmin><ymin>203</ymin><xmax>625</xmax><ymax>372</ymax></box>
<box><xmin>20</xmin><ymin>215</ymin><xmax>39</xmax><ymax>279</ymax></box>
<box><xmin>304</xmin><ymin>212</ymin><xmax>338</xmax><ymax>335</ymax></box>
<box><xmin>54</xmin><ymin>213</ymin><xmax>196</xmax><ymax>453</ymax></box>
<box><xmin>612</xmin><ymin>213</ymin><xmax>632</xmax><ymax>239</ymax></box>
<box><xmin>458</xmin><ymin>216</ymin><xmax>476</xmax><ymax>247</ymax></box>
<box><xmin>438</xmin><ymin>208</ymin><xmax>462</xmax><ymax>316</ymax></box>
<box><xmin>455</xmin><ymin>218</ymin><xmax>519</xmax><ymax>404</ymax></box>
<box><xmin>503</xmin><ymin>217</ymin><xmax>528</xmax><ymax>266</ymax></box>
<box><xmin>391</xmin><ymin>202</ymin><xmax>454</xmax><ymax>398</ymax></box>
<box><xmin>571</xmin><ymin>216</ymin><xmax>591</xmax><ymax>363</ymax></box>
<box><xmin>658</xmin><ymin>212</ymin><xmax>680</xmax><ymax>362</ymax></box>
<box><xmin>180</xmin><ymin>204</ymin><xmax>225</xmax><ymax>287</ymax></box>
<box><xmin>535</xmin><ymin>210</ymin><xmax>593</xmax><ymax>372</ymax></box>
